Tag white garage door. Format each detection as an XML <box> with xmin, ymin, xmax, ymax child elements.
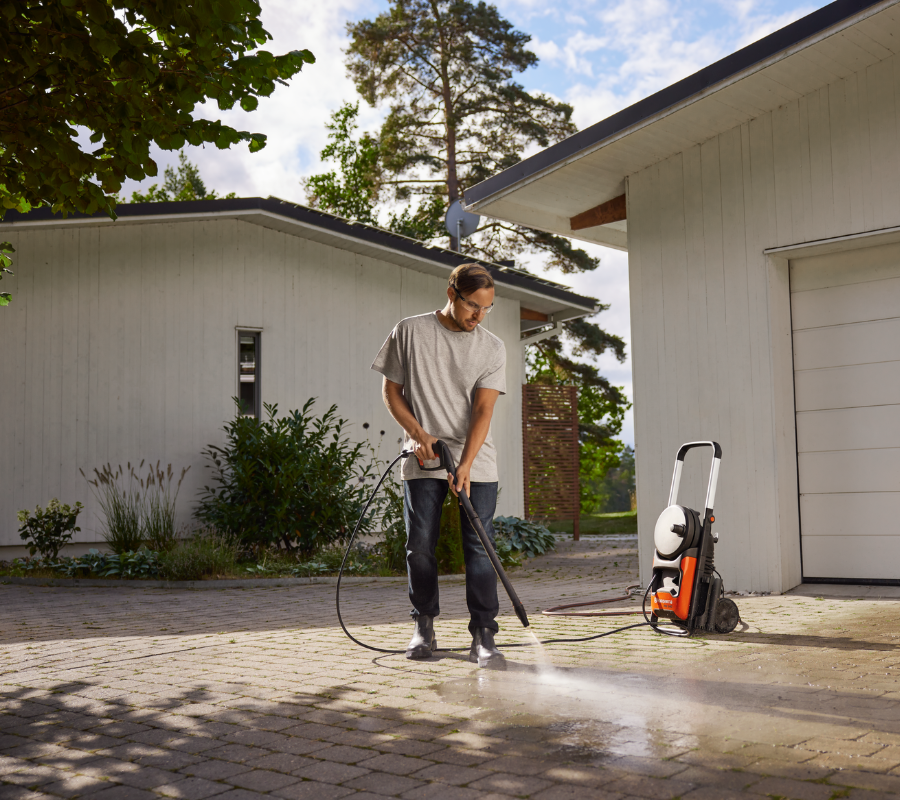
<box><xmin>791</xmin><ymin>242</ymin><xmax>900</xmax><ymax>581</ymax></box>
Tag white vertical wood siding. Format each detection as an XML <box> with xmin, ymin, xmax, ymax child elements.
<box><xmin>0</xmin><ymin>219</ymin><xmax>524</xmax><ymax>548</ymax></box>
<box><xmin>628</xmin><ymin>51</ymin><xmax>900</xmax><ymax>592</ymax></box>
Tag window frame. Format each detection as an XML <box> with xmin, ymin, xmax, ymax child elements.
<box><xmin>236</xmin><ymin>328</ymin><xmax>262</xmax><ymax>418</ymax></box>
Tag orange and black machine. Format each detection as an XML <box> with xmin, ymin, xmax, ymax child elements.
<box><xmin>649</xmin><ymin>441</ymin><xmax>740</xmax><ymax>636</ymax></box>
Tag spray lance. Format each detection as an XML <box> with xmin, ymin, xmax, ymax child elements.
<box><xmin>424</xmin><ymin>440</ymin><xmax>530</xmax><ymax>629</ymax></box>
<box><xmin>336</xmin><ymin>440</ymin><xmax>529</xmax><ymax>655</ymax></box>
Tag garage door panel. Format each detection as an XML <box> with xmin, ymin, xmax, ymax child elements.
<box><xmin>790</xmin><ymin>241</ymin><xmax>900</xmax><ymax>292</ymax></box>
<box><xmin>791</xmin><ymin>247</ymin><xmax>900</xmax><ymax>583</ymax></box>
<box><xmin>800</xmin><ymin>493</ymin><xmax>900</xmax><ymax>537</ymax></box>
<box><xmin>801</xmin><ymin>534</ymin><xmax>900</xmax><ymax>580</ymax></box>
<box><xmin>791</xmin><ymin>275</ymin><xmax>900</xmax><ymax>330</ymax></box>
<box><xmin>794</xmin><ymin>360</ymin><xmax>900</xmax><ymax>411</ymax></box>
<box><xmin>792</xmin><ymin>317</ymin><xmax>900</xmax><ymax>371</ymax></box>
<box><xmin>796</xmin><ymin>405</ymin><xmax>900</xmax><ymax>451</ymax></box>
<box><xmin>798</xmin><ymin>448</ymin><xmax>900</xmax><ymax>494</ymax></box>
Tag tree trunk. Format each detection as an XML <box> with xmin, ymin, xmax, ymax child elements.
<box><xmin>435</xmin><ymin>1</ymin><xmax>459</xmax><ymax>250</ymax></box>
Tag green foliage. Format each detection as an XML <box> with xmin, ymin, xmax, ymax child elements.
<box><xmin>493</xmin><ymin>516</ymin><xmax>556</xmax><ymax>559</ymax></box>
<box><xmin>17</xmin><ymin>499</ymin><xmax>83</xmax><ymax>560</ymax></box>
<box><xmin>387</xmin><ymin>192</ymin><xmax>445</xmax><ymax>241</ymax></box>
<box><xmin>292</xmin><ymin>543</ymin><xmax>375</xmax><ymax>577</ymax></box>
<box><xmin>370</xmin><ymin>455</ymin><xmax>407</xmax><ymax>574</ymax></box>
<box><xmin>526</xmin><ymin>347</ymin><xmax>631</xmax><ymax>513</ymax></box>
<box><xmin>491</xmin><ymin>535</ymin><xmax>522</xmax><ymax>569</ymax></box>
<box><xmin>546</xmin><ymin>510</ymin><xmax>637</xmax><ymax>536</ymax></box>
<box><xmin>56</xmin><ymin>548</ymin><xmax>161</xmax><ymax>579</ymax></box>
<box><xmin>158</xmin><ymin>529</ymin><xmax>241</xmax><ymax>581</ymax></box>
<box><xmin>304</xmin><ymin>103</ymin><xmax>381</xmax><ymax>225</ymax></box>
<box><xmin>1</xmin><ymin>1</ymin><xmax>314</xmax><ymax>221</ymax></box>
<box><xmin>81</xmin><ymin>461</ymin><xmax>189</xmax><ymax>554</ymax></box>
<box><xmin>0</xmin><ymin>239</ymin><xmax>14</xmax><ymax>307</ymax></box>
<box><xmin>437</xmin><ymin>493</ymin><xmax>465</xmax><ymax>575</ymax></box>
<box><xmin>129</xmin><ymin>152</ymin><xmax>237</xmax><ymax>203</ymax></box>
<box><xmin>591</xmin><ymin>446</ymin><xmax>636</xmax><ymax>514</ymax></box>
<box><xmin>197</xmin><ymin>399</ymin><xmax>374</xmax><ymax>553</ymax></box>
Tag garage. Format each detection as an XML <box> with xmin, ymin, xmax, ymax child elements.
<box><xmin>463</xmin><ymin>0</ymin><xmax>900</xmax><ymax>591</ymax></box>
<box><xmin>792</xmin><ymin>242</ymin><xmax>900</xmax><ymax>581</ymax></box>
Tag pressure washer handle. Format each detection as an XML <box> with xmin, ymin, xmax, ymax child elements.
<box><xmin>423</xmin><ymin>439</ymin><xmax>531</xmax><ymax>629</ymax></box>
<box><xmin>668</xmin><ymin>440</ymin><xmax>722</xmax><ymax>516</ymax></box>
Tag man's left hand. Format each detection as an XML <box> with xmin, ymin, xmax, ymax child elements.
<box><xmin>449</xmin><ymin>462</ymin><xmax>471</xmax><ymax>498</ymax></box>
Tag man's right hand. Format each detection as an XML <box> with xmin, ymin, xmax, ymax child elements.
<box><xmin>413</xmin><ymin>433</ymin><xmax>439</xmax><ymax>466</ymax></box>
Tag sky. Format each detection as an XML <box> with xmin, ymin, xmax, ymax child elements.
<box><xmin>122</xmin><ymin>0</ymin><xmax>820</xmax><ymax>447</ymax></box>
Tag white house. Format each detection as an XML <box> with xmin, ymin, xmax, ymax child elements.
<box><xmin>466</xmin><ymin>0</ymin><xmax>900</xmax><ymax>592</ymax></box>
<box><xmin>0</xmin><ymin>197</ymin><xmax>598</xmax><ymax>555</ymax></box>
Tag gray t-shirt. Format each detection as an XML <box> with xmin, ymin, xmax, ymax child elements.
<box><xmin>371</xmin><ymin>311</ymin><xmax>507</xmax><ymax>482</ymax></box>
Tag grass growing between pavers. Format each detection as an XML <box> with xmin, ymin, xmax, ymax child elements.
<box><xmin>547</xmin><ymin>510</ymin><xmax>637</xmax><ymax>535</ymax></box>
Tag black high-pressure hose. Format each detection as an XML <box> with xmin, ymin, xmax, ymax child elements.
<box><xmin>336</xmin><ymin>441</ymin><xmax>650</xmax><ymax>655</ymax></box>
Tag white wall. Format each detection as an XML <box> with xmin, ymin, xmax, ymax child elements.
<box><xmin>0</xmin><ymin>218</ymin><xmax>524</xmax><ymax>550</ymax></box>
<box><xmin>628</xmin><ymin>51</ymin><xmax>900</xmax><ymax>592</ymax></box>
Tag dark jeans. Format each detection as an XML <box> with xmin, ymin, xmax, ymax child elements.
<box><xmin>404</xmin><ymin>478</ymin><xmax>499</xmax><ymax>634</ymax></box>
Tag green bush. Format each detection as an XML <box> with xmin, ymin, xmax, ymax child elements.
<box><xmin>493</xmin><ymin>516</ymin><xmax>556</xmax><ymax>559</ymax></box>
<box><xmin>369</xmin><ymin>456</ymin><xmax>407</xmax><ymax>573</ymax></box>
<box><xmin>17</xmin><ymin>499</ymin><xmax>83</xmax><ymax>560</ymax></box>
<box><xmin>159</xmin><ymin>528</ymin><xmax>241</xmax><ymax>581</ymax></box>
<box><xmin>197</xmin><ymin>399</ymin><xmax>374</xmax><ymax>553</ymax></box>
<box><xmin>437</xmin><ymin>492</ymin><xmax>465</xmax><ymax>574</ymax></box>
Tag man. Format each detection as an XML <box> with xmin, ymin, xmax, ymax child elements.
<box><xmin>371</xmin><ymin>263</ymin><xmax>506</xmax><ymax>668</ymax></box>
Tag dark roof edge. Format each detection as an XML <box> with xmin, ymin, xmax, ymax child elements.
<box><xmin>465</xmin><ymin>0</ymin><xmax>884</xmax><ymax>207</ymax></box>
<box><xmin>1</xmin><ymin>196</ymin><xmax>599</xmax><ymax>312</ymax></box>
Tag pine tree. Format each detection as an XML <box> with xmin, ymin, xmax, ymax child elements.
<box><xmin>307</xmin><ymin>0</ymin><xmax>630</xmax><ymax>495</ymax></box>
<box><xmin>129</xmin><ymin>153</ymin><xmax>236</xmax><ymax>203</ymax></box>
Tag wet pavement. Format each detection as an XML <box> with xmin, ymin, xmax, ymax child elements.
<box><xmin>2</xmin><ymin>535</ymin><xmax>900</xmax><ymax>799</ymax></box>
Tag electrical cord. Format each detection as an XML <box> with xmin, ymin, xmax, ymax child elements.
<box><xmin>641</xmin><ymin>575</ymin><xmax>690</xmax><ymax>637</ymax></box>
<box><xmin>336</xmin><ymin>455</ymin><xmax>654</xmax><ymax>655</ymax></box>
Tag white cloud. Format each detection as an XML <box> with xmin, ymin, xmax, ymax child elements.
<box><xmin>121</xmin><ymin>0</ymin><xmax>382</xmax><ymax>203</ymax></box>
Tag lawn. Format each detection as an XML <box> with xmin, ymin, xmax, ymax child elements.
<box><xmin>546</xmin><ymin>510</ymin><xmax>637</xmax><ymax>535</ymax></box>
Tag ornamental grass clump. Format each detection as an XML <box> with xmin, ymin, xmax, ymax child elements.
<box><xmin>80</xmin><ymin>461</ymin><xmax>189</xmax><ymax>554</ymax></box>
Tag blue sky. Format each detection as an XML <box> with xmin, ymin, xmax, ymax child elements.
<box><xmin>123</xmin><ymin>0</ymin><xmax>821</xmax><ymax>447</ymax></box>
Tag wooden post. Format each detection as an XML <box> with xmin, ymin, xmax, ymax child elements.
<box><xmin>571</xmin><ymin>384</ymin><xmax>580</xmax><ymax>541</ymax></box>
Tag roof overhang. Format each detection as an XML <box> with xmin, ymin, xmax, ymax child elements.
<box><xmin>464</xmin><ymin>0</ymin><xmax>900</xmax><ymax>252</ymax></box>
<box><xmin>0</xmin><ymin>197</ymin><xmax>599</xmax><ymax>328</ymax></box>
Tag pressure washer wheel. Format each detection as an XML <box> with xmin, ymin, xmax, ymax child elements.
<box><xmin>713</xmin><ymin>597</ymin><xmax>740</xmax><ymax>633</ymax></box>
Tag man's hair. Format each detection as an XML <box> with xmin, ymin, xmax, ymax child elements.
<box><xmin>449</xmin><ymin>263</ymin><xmax>494</xmax><ymax>296</ymax></box>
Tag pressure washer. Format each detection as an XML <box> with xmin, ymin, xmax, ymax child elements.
<box><xmin>336</xmin><ymin>439</ymin><xmax>739</xmax><ymax>655</ymax></box>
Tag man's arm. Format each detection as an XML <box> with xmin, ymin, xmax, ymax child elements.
<box><xmin>382</xmin><ymin>377</ymin><xmax>439</xmax><ymax>465</ymax></box>
<box><xmin>453</xmin><ymin>388</ymin><xmax>501</xmax><ymax>497</ymax></box>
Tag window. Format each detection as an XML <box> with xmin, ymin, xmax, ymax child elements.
<box><xmin>238</xmin><ymin>331</ymin><xmax>260</xmax><ymax>418</ymax></box>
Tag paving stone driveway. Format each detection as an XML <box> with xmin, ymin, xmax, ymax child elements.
<box><xmin>2</xmin><ymin>535</ymin><xmax>900</xmax><ymax>800</ymax></box>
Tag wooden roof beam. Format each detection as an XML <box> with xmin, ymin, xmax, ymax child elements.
<box><xmin>521</xmin><ymin>307</ymin><xmax>549</xmax><ymax>322</ymax></box>
<box><xmin>570</xmin><ymin>193</ymin><xmax>626</xmax><ymax>231</ymax></box>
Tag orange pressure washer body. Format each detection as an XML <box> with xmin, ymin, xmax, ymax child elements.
<box><xmin>649</xmin><ymin>442</ymin><xmax>740</xmax><ymax>635</ymax></box>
